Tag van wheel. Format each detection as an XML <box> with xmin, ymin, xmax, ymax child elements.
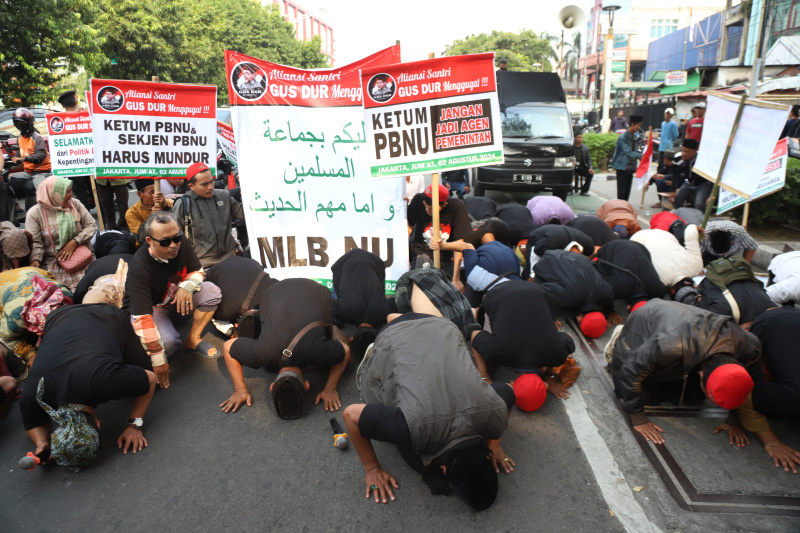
<box><xmin>472</xmin><ymin>174</ymin><xmax>485</xmax><ymax>196</ymax></box>
<box><xmin>553</xmin><ymin>189</ymin><xmax>568</xmax><ymax>201</ymax></box>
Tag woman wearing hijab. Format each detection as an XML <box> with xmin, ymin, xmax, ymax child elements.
<box><xmin>25</xmin><ymin>176</ymin><xmax>97</xmax><ymax>290</ymax></box>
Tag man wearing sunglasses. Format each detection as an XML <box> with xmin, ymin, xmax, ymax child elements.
<box><xmin>124</xmin><ymin>211</ymin><xmax>222</xmax><ymax>388</ymax></box>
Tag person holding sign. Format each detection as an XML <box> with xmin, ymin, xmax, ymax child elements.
<box><xmin>172</xmin><ymin>162</ymin><xmax>244</xmax><ymax>268</ymax></box>
<box><xmin>126</xmin><ymin>179</ymin><xmax>173</xmax><ymax>238</ymax></box>
<box><xmin>407</xmin><ymin>184</ymin><xmax>472</xmax><ymax>288</ymax></box>
<box><xmin>125</xmin><ymin>211</ymin><xmax>222</xmax><ymax>387</ymax></box>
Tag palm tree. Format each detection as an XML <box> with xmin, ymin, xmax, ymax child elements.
<box><xmin>563</xmin><ymin>32</ymin><xmax>582</xmax><ymax>81</ymax></box>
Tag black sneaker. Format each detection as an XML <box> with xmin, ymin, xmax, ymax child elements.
<box><xmin>5</xmin><ymin>352</ymin><xmax>28</xmax><ymax>382</ymax></box>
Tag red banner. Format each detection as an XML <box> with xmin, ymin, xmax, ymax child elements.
<box><xmin>224</xmin><ymin>46</ymin><xmax>401</xmax><ymax>107</ymax></box>
<box><xmin>89</xmin><ymin>79</ymin><xmax>216</xmax><ymax>119</ymax></box>
<box><xmin>360</xmin><ymin>53</ymin><xmax>497</xmax><ymax>109</ymax></box>
<box><xmin>46</xmin><ymin>111</ymin><xmax>92</xmax><ymax>136</ymax></box>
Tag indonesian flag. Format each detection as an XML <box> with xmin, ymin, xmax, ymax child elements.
<box><xmin>635</xmin><ymin>134</ymin><xmax>653</xmax><ymax>190</ymax></box>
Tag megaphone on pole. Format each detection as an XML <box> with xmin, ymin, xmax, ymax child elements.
<box><xmin>558</xmin><ymin>5</ymin><xmax>586</xmax><ymax>30</ymax></box>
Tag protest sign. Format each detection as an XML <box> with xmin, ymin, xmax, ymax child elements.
<box><xmin>216</xmin><ymin>120</ymin><xmax>237</xmax><ymax>165</ymax></box>
<box><xmin>225</xmin><ymin>46</ymin><xmax>408</xmax><ymax>291</ymax></box>
<box><xmin>45</xmin><ymin>111</ymin><xmax>94</xmax><ymax>176</ymax></box>
<box><xmin>89</xmin><ymin>79</ymin><xmax>217</xmax><ymax>179</ymax></box>
<box><xmin>717</xmin><ymin>137</ymin><xmax>788</xmax><ymax>214</ymax></box>
<box><xmin>359</xmin><ymin>53</ymin><xmax>503</xmax><ymax>178</ymax></box>
<box><xmin>693</xmin><ymin>92</ymin><xmax>789</xmax><ymax>198</ymax></box>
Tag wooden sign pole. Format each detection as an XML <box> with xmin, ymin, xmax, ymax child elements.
<box><xmin>701</xmin><ymin>94</ymin><xmax>748</xmax><ymax>230</ymax></box>
<box><xmin>90</xmin><ymin>176</ymin><xmax>105</xmax><ymax>231</ymax></box>
<box><xmin>151</xmin><ymin>75</ymin><xmax>162</xmax><ymax>196</ymax></box>
<box><xmin>426</xmin><ymin>52</ymin><xmax>441</xmax><ymax>269</ymax></box>
<box><xmin>742</xmin><ymin>202</ymin><xmax>751</xmax><ymax>230</ymax></box>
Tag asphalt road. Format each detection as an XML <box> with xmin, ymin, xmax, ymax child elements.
<box><xmin>1</xmin><ymin>180</ymin><xmax>798</xmax><ymax>532</ymax></box>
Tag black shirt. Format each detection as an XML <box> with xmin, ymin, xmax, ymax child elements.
<box><xmin>124</xmin><ymin>237</ymin><xmax>203</xmax><ymax>315</ymax></box>
<box><xmin>522</xmin><ymin>225</ymin><xmax>595</xmax><ymax>279</ymax></box>
<box><xmin>407</xmin><ymin>193</ymin><xmax>472</xmax><ymax>265</ymax></box>
<box><xmin>567</xmin><ymin>216</ymin><xmax>619</xmax><ymax>247</ymax></box>
<box><xmin>205</xmin><ymin>256</ymin><xmax>278</xmax><ymax>323</ymax></box>
<box><xmin>595</xmin><ymin>240</ymin><xmax>665</xmax><ymax>303</ymax></box>
<box><xmin>331</xmin><ymin>248</ymin><xmax>397</xmax><ymax>326</ymax></box>
<box><xmin>19</xmin><ymin>305</ymin><xmax>151</xmax><ymax>430</ymax></box>
<box><xmin>464</xmin><ymin>196</ymin><xmax>497</xmax><ymax>222</ymax></box>
<box><xmin>229</xmin><ymin>278</ymin><xmax>341</xmax><ymax>371</ymax></box>
<box><xmin>495</xmin><ymin>203</ymin><xmax>536</xmax><ymax>244</ymax></box>
<box><xmin>74</xmin><ymin>254</ymin><xmax>133</xmax><ymax>304</ymax></box>
<box><xmin>696</xmin><ymin>278</ymin><xmax>776</xmax><ymax>324</ymax></box>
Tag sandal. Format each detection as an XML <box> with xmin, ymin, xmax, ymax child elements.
<box><xmin>187</xmin><ymin>340</ymin><xmax>219</xmax><ymax>359</ymax></box>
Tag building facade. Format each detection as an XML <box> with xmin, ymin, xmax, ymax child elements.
<box><xmin>270</xmin><ymin>0</ymin><xmax>335</xmax><ymax>66</ymax></box>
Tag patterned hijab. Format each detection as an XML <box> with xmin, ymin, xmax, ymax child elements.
<box><xmin>83</xmin><ymin>258</ymin><xmax>128</xmax><ymax>308</ymax></box>
<box><xmin>35</xmin><ymin>378</ymin><xmax>99</xmax><ymax>472</ymax></box>
<box><xmin>36</xmin><ymin>176</ymin><xmax>78</xmax><ymax>245</ymax></box>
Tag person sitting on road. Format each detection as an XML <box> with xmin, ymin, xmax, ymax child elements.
<box><xmin>494</xmin><ymin>203</ymin><xmax>536</xmax><ymax>246</ymax></box>
<box><xmin>526</xmin><ymin>196</ymin><xmax>575</xmax><ymax>228</ymax></box>
<box><xmin>8</xmin><ymin>108</ymin><xmax>51</xmax><ymax>213</ymax></box>
<box><xmin>18</xmin><ymin>271</ymin><xmax>157</xmax><ymax>472</ymax></box>
<box><xmin>26</xmin><ymin>176</ymin><xmax>97</xmax><ymax>291</ymax></box>
<box><xmin>125</xmin><ymin>211</ymin><xmax>222</xmax><ymax>388</ymax></box>
<box><xmin>219</xmin><ymin>278</ymin><xmax>351</xmax><ymax>418</ymax></box>
<box><xmin>532</xmin><ymin>248</ymin><xmax>617</xmax><ymax>337</ymax></box>
<box><xmin>0</xmin><ymin>267</ymin><xmax>72</xmax><ymax>377</ymax></box>
<box><xmin>471</xmin><ymin>280</ymin><xmax>576</xmax><ymax>401</ymax></box>
<box><xmin>700</xmin><ymin>220</ymin><xmax>758</xmax><ymax>265</ymax></box>
<box><xmin>126</xmin><ymin>179</ymin><xmax>173</xmax><ymax>240</ymax></box>
<box><xmin>393</xmin><ymin>267</ymin><xmax>481</xmax><ymax>343</ymax></box>
<box><xmin>407</xmin><ymin>184</ymin><xmax>472</xmax><ymax>288</ymax></box>
<box><xmin>606</xmin><ymin>300</ymin><xmax>800</xmax><ymax>473</ymax></box>
<box><xmin>204</xmin><ymin>255</ymin><xmax>278</xmax><ymax>332</ymax></box>
<box><xmin>596</xmin><ymin>199</ymin><xmax>641</xmax><ymax>238</ymax></box>
<box><xmin>567</xmin><ymin>216</ymin><xmax>618</xmax><ymax>251</ymax></box>
<box><xmin>331</xmin><ymin>248</ymin><xmax>397</xmax><ymax>328</ymax></box>
<box><xmin>631</xmin><ymin>223</ymin><xmax>703</xmax><ymax>294</ymax></box>
<box><xmin>343</xmin><ymin>313</ymin><xmax>515</xmax><ymax>509</ymax></box>
<box><xmin>0</xmin><ymin>221</ymin><xmax>31</xmax><ymax>271</ymax></box>
<box><xmin>646</xmin><ymin>149</ymin><xmax>679</xmax><ymax>208</ymax></box>
<box><xmin>670</xmin><ymin>138</ymin><xmax>710</xmax><ymax>210</ymax></box>
<box><xmin>594</xmin><ymin>239</ymin><xmax>666</xmax><ymax>310</ymax></box>
<box><xmin>521</xmin><ymin>224</ymin><xmax>595</xmax><ymax>279</ymax></box>
<box><xmin>766</xmin><ymin>251</ymin><xmax>800</xmax><ymax>306</ymax></box>
<box><xmin>684</xmin><ymin>256</ymin><xmax>775</xmax><ymax>326</ymax></box>
<box><xmin>433</xmin><ymin>218</ymin><xmax>520</xmax><ymax>307</ymax></box>
<box><xmin>173</xmin><ymin>162</ymin><xmax>245</xmax><ymax>268</ymax></box>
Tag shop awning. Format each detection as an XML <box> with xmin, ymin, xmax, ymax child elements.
<box><xmin>610</xmin><ymin>81</ymin><xmax>663</xmax><ymax>91</ymax></box>
<box><xmin>660</xmin><ymin>71</ymin><xmax>701</xmax><ymax>95</ymax></box>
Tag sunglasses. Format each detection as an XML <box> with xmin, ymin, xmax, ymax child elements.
<box><xmin>149</xmin><ymin>232</ymin><xmax>183</xmax><ymax>247</ymax></box>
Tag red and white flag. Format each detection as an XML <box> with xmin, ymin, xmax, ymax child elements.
<box><xmin>635</xmin><ymin>134</ymin><xmax>653</xmax><ymax>190</ymax></box>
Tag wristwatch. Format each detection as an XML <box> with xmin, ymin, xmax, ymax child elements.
<box><xmin>127</xmin><ymin>417</ymin><xmax>144</xmax><ymax>431</ymax></box>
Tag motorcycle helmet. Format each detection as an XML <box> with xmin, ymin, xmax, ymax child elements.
<box><xmin>12</xmin><ymin>108</ymin><xmax>35</xmax><ymax>136</ymax></box>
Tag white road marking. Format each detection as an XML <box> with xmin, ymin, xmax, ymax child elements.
<box><xmin>564</xmin><ymin>385</ymin><xmax>663</xmax><ymax>533</ymax></box>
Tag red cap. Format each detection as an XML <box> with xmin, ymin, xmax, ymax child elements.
<box><xmin>650</xmin><ymin>212</ymin><xmax>684</xmax><ymax>232</ymax></box>
<box><xmin>186</xmin><ymin>161</ymin><xmax>210</xmax><ymax>180</ymax></box>
<box><xmin>580</xmin><ymin>312</ymin><xmax>607</xmax><ymax>338</ymax></box>
<box><xmin>630</xmin><ymin>300</ymin><xmax>648</xmax><ymax>314</ymax></box>
<box><xmin>514</xmin><ymin>374</ymin><xmax>547</xmax><ymax>412</ymax></box>
<box><xmin>425</xmin><ymin>184</ymin><xmax>450</xmax><ymax>201</ymax></box>
<box><xmin>706</xmin><ymin>364</ymin><xmax>754</xmax><ymax>409</ymax></box>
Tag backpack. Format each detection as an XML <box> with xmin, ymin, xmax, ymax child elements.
<box><xmin>704</xmin><ymin>256</ymin><xmax>758</xmax><ymax>322</ymax></box>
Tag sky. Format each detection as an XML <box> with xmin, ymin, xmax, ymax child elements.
<box><xmin>290</xmin><ymin>0</ymin><xmax>594</xmax><ymax>67</ymax></box>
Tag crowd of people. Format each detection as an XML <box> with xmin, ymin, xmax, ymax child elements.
<box><xmin>2</xmin><ymin>91</ymin><xmax>800</xmax><ymax>513</ymax></box>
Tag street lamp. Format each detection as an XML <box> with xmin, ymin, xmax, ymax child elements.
<box><xmin>533</xmin><ymin>63</ymin><xmax>543</xmax><ymax>72</ymax></box>
<box><xmin>601</xmin><ymin>1</ymin><xmax>621</xmax><ymax>133</ymax></box>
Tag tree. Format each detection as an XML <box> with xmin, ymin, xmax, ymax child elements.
<box><xmin>443</xmin><ymin>30</ymin><xmax>557</xmax><ymax>72</ymax></box>
<box><xmin>0</xmin><ymin>0</ymin><xmax>104</xmax><ymax>107</ymax></box>
<box><xmin>93</xmin><ymin>0</ymin><xmax>329</xmax><ymax>105</ymax></box>
<box><xmin>563</xmin><ymin>32</ymin><xmax>582</xmax><ymax>81</ymax></box>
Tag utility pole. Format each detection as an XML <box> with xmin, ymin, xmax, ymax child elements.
<box><xmin>749</xmin><ymin>0</ymin><xmax>771</xmax><ymax>98</ymax></box>
<box><xmin>601</xmin><ymin>3</ymin><xmax>621</xmax><ymax>133</ymax></box>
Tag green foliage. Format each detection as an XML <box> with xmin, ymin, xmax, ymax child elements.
<box><xmin>583</xmin><ymin>132</ymin><xmax>619</xmax><ymax>168</ymax></box>
<box><xmin>94</xmin><ymin>0</ymin><xmax>328</xmax><ymax>105</ymax></box>
<box><xmin>443</xmin><ymin>30</ymin><xmax>557</xmax><ymax>72</ymax></box>
<box><xmin>727</xmin><ymin>156</ymin><xmax>800</xmax><ymax>225</ymax></box>
<box><xmin>0</xmin><ymin>0</ymin><xmax>104</xmax><ymax>107</ymax></box>
<box><xmin>563</xmin><ymin>33</ymin><xmax>581</xmax><ymax>81</ymax></box>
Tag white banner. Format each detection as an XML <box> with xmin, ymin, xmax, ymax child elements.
<box><xmin>45</xmin><ymin>111</ymin><xmax>94</xmax><ymax>176</ymax></box>
<box><xmin>225</xmin><ymin>48</ymin><xmax>408</xmax><ymax>291</ymax></box>
<box><xmin>694</xmin><ymin>93</ymin><xmax>789</xmax><ymax>198</ymax></box>
<box><xmin>717</xmin><ymin>138</ymin><xmax>788</xmax><ymax>214</ymax></box>
<box><xmin>216</xmin><ymin>120</ymin><xmax>237</xmax><ymax>165</ymax></box>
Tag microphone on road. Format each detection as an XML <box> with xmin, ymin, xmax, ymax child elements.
<box><xmin>330</xmin><ymin>418</ymin><xmax>348</xmax><ymax>450</ymax></box>
<box><xmin>19</xmin><ymin>452</ymin><xmax>42</xmax><ymax>471</ymax></box>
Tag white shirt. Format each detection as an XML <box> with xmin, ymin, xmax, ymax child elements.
<box><xmin>631</xmin><ymin>225</ymin><xmax>703</xmax><ymax>287</ymax></box>
<box><xmin>405</xmin><ymin>175</ymin><xmax>425</xmax><ymax>204</ymax></box>
<box><xmin>766</xmin><ymin>251</ymin><xmax>800</xmax><ymax>304</ymax></box>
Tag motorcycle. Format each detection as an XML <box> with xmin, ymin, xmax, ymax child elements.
<box><xmin>0</xmin><ymin>132</ymin><xmax>22</xmax><ymax>225</ymax></box>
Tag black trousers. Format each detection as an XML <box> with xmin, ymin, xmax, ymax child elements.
<box><xmin>95</xmin><ymin>182</ymin><xmax>130</xmax><ymax>231</ymax></box>
<box><xmin>616</xmin><ymin>169</ymin><xmax>633</xmax><ymax>201</ymax></box>
<box><xmin>575</xmin><ymin>167</ymin><xmax>593</xmax><ymax>194</ymax></box>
